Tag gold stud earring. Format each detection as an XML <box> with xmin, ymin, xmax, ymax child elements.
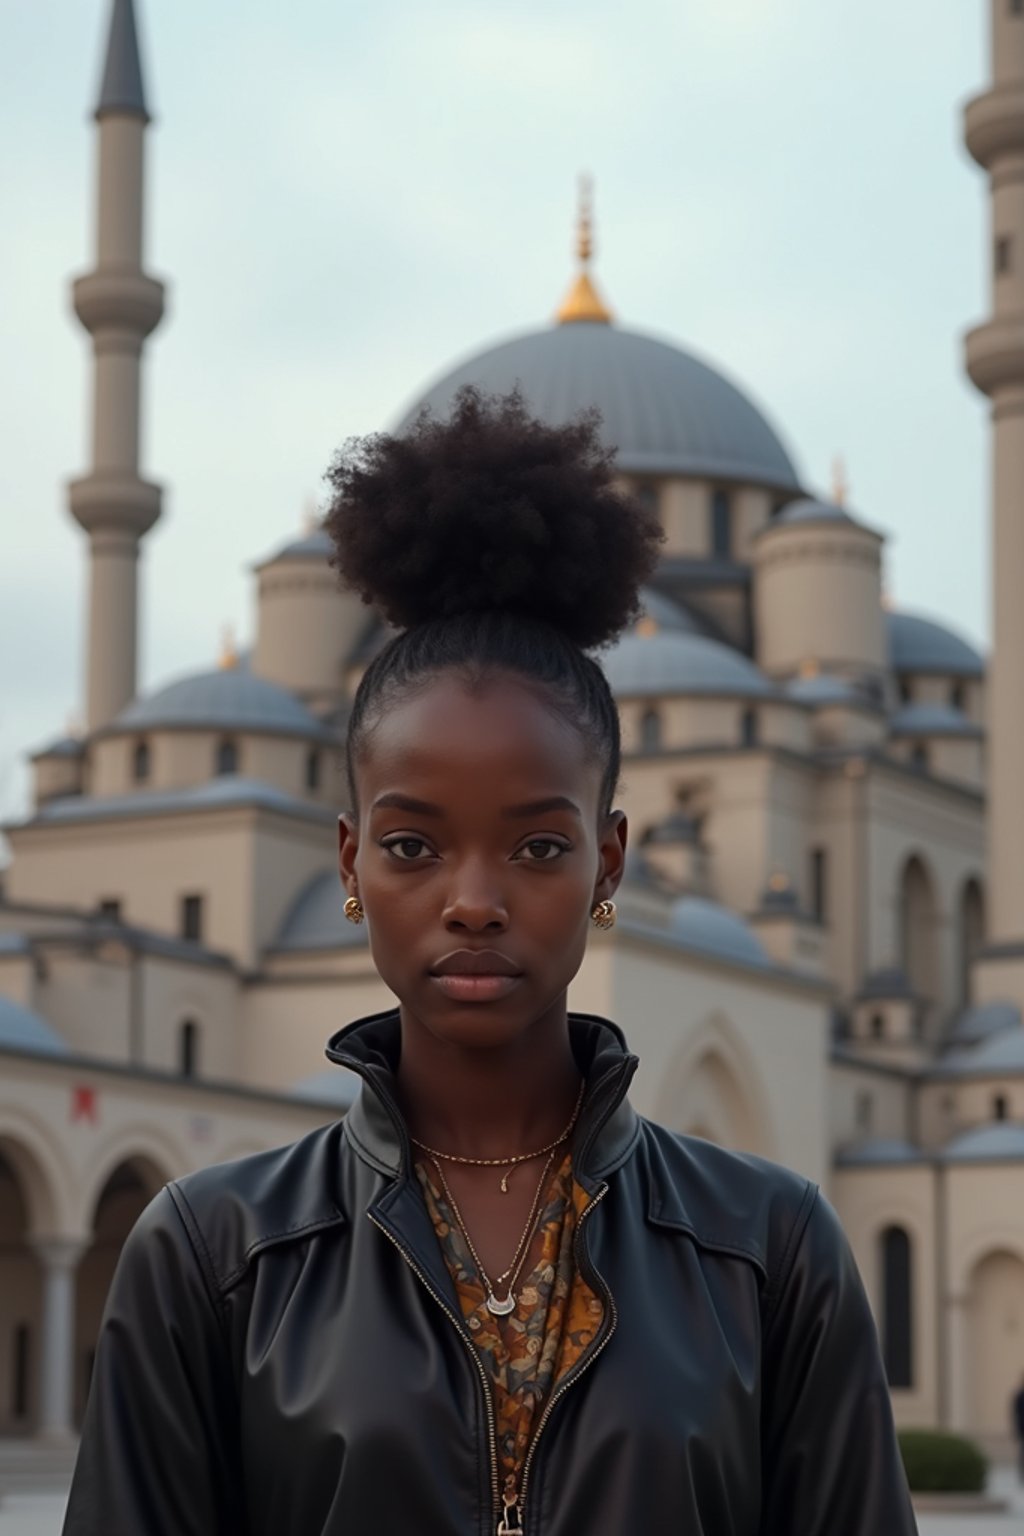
<box><xmin>590</xmin><ymin>899</ymin><xmax>616</xmax><ymax>930</ymax></box>
<box><xmin>343</xmin><ymin>895</ymin><xmax>365</xmax><ymax>925</ymax></box>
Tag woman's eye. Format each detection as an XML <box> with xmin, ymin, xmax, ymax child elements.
<box><xmin>519</xmin><ymin>839</ymin><xmax>567</xmax><ymax>862</ymax></box>
<box><xmin>383</xmin><ymin>837</ymin><xmax>431</xmax><ymax>861</ymax></box>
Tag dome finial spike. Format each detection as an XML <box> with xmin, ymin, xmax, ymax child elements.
<box><xmin>556</xmin><ymin>173</ymin><xmax>613</xmax><ymax>326</ymax></box>
<box><xmin>220</xmin><ymin>623</ymin><xmax>239</xmax><ymax>671</ymax></box>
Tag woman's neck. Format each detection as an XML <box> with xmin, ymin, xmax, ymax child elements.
<box><xmin>396</xmin><ymin>1000</ymin><xmax>583</xmax><ymax>1160</ymax></box>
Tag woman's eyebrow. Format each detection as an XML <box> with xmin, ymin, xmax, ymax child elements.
<box><xmin>371</xmin><ymin>793</ymin><xmax>444</xmax><ymax>816</ymax></box>
<box><xmin>503</xmin><ymin>797</ymin><xmax>582</xmax><ymax>819</ymax></box>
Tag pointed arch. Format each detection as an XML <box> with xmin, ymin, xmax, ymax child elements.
<box><xmin>652</xmin><ymin>1013</ymin><xmax>777</xmax><ymax>1158</ymax></box>
<box><xmin>899</xmin><ymin>853</ymin><xmax>939</xmax><ymax>1002</ymax></box>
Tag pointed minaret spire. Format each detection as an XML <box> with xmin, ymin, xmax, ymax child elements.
<box><xmin>556</xmin><ymin>175</ymin><xmax>614</xmax><ymax>326</ymax></box>
<box><xmin>96</xmin><ymin>0</ymin><xmax>149</xmax><ymax>122</ymax></box>
<box><xmin>68</xmin><ymin>0</ymin><xmax>165</xmax><ymax>732</ymax></box>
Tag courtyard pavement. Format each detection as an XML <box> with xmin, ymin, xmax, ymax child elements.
<box><xmin>0</xmin><ymin>1467</ymin><xmax>1021</xmax><ymax>1534</ymax></box>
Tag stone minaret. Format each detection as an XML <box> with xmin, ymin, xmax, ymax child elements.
<box><xmin>68</xmin><ymin>0</ymin><xmax>165</xmax><ymax>732</ymax></box>
<box><xmin>964</xmin><ymin>4</ymin><xmax>1024</xmax><ymax>985</ymax></box>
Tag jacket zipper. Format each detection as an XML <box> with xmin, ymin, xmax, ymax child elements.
<box><xmin>512</xmin><ymin>1181</ymin><xmax>617</xmax><ymax>1534</ymax></box>
<box><xmin>366</xmin><ymin>1210</ymin><xmax>502</xmax><ymax>1527</ymax></box>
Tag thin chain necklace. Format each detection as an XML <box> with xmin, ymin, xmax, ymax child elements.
<box><xmin>430</xmin><ymin>1150</ymin><xmax>556</xmax><ymax>1316</ymax></box>
<box><xmin>411</xmin><ymin>1079</ymin><xmax>585</xmax><ymax>1193</ymax></box>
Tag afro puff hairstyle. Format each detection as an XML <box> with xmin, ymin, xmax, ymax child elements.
<box><xmin>323</xmin><ymin>386</ymin><xmax>663</xmax><ymax>813</ymax></box>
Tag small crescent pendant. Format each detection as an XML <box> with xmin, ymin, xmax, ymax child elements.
<box><xmin>486</xmin><ymin>1291</ymin><xmax>516</xmax><ymax>1316</ymax></box>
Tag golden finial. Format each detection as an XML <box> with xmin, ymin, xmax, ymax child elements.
<box><xmin>768</xmin><ymin>870</ymin><xmax>791</xmax><ymax>893</ymax></box>
<box><xmin>219</xmin><ymin>623</ymin><xmax>239</xmax><ymax>670</ymax></box>
<box><xmin>832</xmin><ymin>454</ymin><xmax>849</xmax><ymax>508</ymax></box>
<box><xmin>798</xmin><ymin>656</ymin><xmax>821</xmax><ymax>679</ymax></box>
<box><xmin>635</xmin><ymin>614</ymin><xmax>659</xmax><ymax>637</ymax></box>
<box><xmin>556</xmin><ymin>174</ymin><xmax>613</xmax><ymax>326</ymax></box>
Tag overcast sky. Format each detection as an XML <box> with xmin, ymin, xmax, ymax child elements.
<box><xmin>0</xmin><ymin>0</ymin><xmax>991</xmax><ymax>829</ymax></box>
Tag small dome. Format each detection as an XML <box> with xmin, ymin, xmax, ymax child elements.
<box><xmin>255</xmin><ymin>528</ymin><xmax>332</xmax><ymax>568</ymax></box>
<box><xmin>932</xmin><ymin>1026</ymin><xmax>1024</xmax><ymax>1078</ymax></box>
<box><xmin>289</xmin><ymin>1067</ymin><xmax>361</xmax><ymax>1109</ymax></box>
<box><xmin>668</xmin><ymin>896</ymin><xmax>770</xmax><ymax>970</ymax></box>
<box><xmin>399</xmin><ymin>322</ymin><xmax>801</xmax><ymax>490</ymax></box>
<box><xmin>636</xmin><ymin>587</ymin><xmax>705</xmax><ymax>635</ymax></box>
<box><xmin>771</xmin><ymin>497</ymin><xmax>857</xmax><ymax>528</ymax></box>
<box><xmin>835</xmin><ymin>1137</ymin><xmax>922</xmax><ymax>1167</ymax></box>
<box><xmin>886</xmin><ymin>610</ymin><xmax>984</xmax><ymax>678</ymax></box>
<box><xmin>948</xmin><ymin>999</ymin><xmax>1021</xmax><ymax>1046</ymax></box>
<box><xmin>107</xmin><ymin>669</ymin><xmax>331</xmax><ymax>742</ymax></box>
<box><xmin>273</xmin><ymin>871</ymin><xmax>368</xmax><ymax>953</ymax></box>
<box><xmin>941</xmin><ymin>1123</ymin><xmax>1024</xmax><ymax>1161</ymax></box>
<box><xmin>0</xmin><ymin>997</ymin><xmax>70</xmax><ymax>1058</ymax></box>
<box><xmin>602</xmin><ymin>630</ymin><xmax>775</xmax><ymax>700</ymax></box>
<box><xmin>889</xmin><ymin>702</ymin><xmax>982</xmax><ymax>738</ymax></box>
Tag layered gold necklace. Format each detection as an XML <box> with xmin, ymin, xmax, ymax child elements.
<box><xmin>410</xmin><ymin>1079</ymin><xmax>585</xmax><ymax>1193</ymax></box>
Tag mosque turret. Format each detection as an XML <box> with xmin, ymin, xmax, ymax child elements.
<box><xmin>68</xmin><ymin>0</ymin><xmax>165</xmax><ymax>732</ymax></box>
<box><xmin>964</xmin><ymin>3</ymin><xmax>1024</xmax><ymax>964</ymax></box>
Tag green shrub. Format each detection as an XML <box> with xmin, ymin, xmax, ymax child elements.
<box><xmin>898</xmin><ymin>1428</ymin><xmax>988</xmax><ymax>1493</ymax></box>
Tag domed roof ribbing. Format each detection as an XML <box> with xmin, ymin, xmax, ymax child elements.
<box><xmin>106</xmin><ymin>668</ymin><xmax>331</xmax><ymax>741</ymax></box>
<box><xmin>602</xmin><ymin>629</ymin><xmax>775</xmax><ymax>699</ymax></box>
<box><xmin>399</xmin><ymin>323</ymin><xmax>801</xmax><ymax>491</ymax></box>
<box><xmin>0</xmin><ymin>997</ymin><xmax>70</xmax><ymax>1058</ymax></box>
<box><xmin>886</xmin><ymin>610</ymin><xmax>984</xmax><ymax>678</ymax></box>
<box><xmin>669</xmin><ymin>896</ymin><xmax>771</xmax><ymax>970</ymax></box>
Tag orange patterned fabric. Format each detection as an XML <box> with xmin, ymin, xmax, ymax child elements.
<box><xmin>416</xmin><ymin>1151</ymin><xmax>604</xmax><ymax>1502</ymax></box>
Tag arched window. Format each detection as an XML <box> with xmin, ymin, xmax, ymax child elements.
<box><xmin>910</xmin><ymin>741</ymin><xmax>929</xmax><ymax>772</ymax></box>
<box><xmin>950</xmin><ymin>681</ymin><xmax>966</xmax><ymax>712</ymax></box>
<box><xmin>215</xmin><ymin>739</ymin><xmax>238</xmax><ymax>776</ymax></box>
<box><xmin>959</xmin><ymin>878</ymin><xmax>985</xmax><ymax>1006</ymax></box>
<box><xmin>132</xmin><ymin>739</ymin><xmax>150</xmax><ymax>783</ymax></box>
<box><xmin>12</xmin><ymin>1322</ymin><xmax>30</xmax><ymax>1420</ymax></box>
<box><xmin>880</xmin><ymin>1225</ymin><xmax>914</xmax><ymax>1388</ymax></box>
<box><xmin>993</xmin><ymin>1093</ymin><xmax>1009</xmax><ymax>1121</ymax></box>
<box><xmin>900</xmin><ymin>855</ymin><xmax>938</xmax><ymax>1001</ymax></box>
<box><xmin>740</xmin><ymin>708</ymin><xmax>758</xmax><ymax>748</ymax></box>
<box><xmin>640</xmin><ymin>709</ymin><xmax>662</xmax><ymax>753</ymax></box>
<box><xmin>710</xmin><ymin>490</ymin><xmax>731</xmax><ymax>558</ymax></box>
<box><xmin>809</xmin><ymin>846</ymin><xmax>828</xmax><ymax>923</ymax></box>
<box><xmin>899</xmin><ymin>678</ymin><xmax>913</xmax><ymax>705</ymax></box>
<box><xmin>870</xmin><ymin>1012</ymin><xmax>885</xmax><ymax>1041</ymax></box>
<box><xmin>305</xmin><ymin>749</ymin><xmax>321</xmax><ymax>791</ymax></box>
<box><xmin>180</xmin><ymin>1020</ymin><xmax>199</xmax><ymax>1078</ymax></box>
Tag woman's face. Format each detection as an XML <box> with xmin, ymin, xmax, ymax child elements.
<box><xmin>338</xmin><ymin>671</ymin><xmax>627</xmax><ymax>1052</ymax></box>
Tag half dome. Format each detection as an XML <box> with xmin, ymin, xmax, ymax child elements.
<box><xmin>106</xmin><ymin>668</ymin><xmax>332</xmax><ymax>741</ymax></box>
<box><xmin>886</xmin><ymin>610</ymin><xmax>984</xmax><ymax>678</ymax></box>
<box><xmin>668</xmin><ymin>896</ymin><xmax>771</xmax><ymax>970</ymax></box>
<box><xmin>398</xmin><ymin>323</ymin><xmax>801</xmax><ymax>491</ymax></box>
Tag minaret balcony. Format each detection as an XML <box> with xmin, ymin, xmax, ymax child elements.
<box><xmin>964</xmin><ymin>316</ymin><xmax>1024</xmax><ymax>395</ymax></box>
<box><xmin>68</xmin><ymin>472</ymin><xmax>162</xmax><ymax>537</ymax></box>
<box><xmin>964</xmin><ymin>86</ymin><xmax>1024</xmax><ymax>170</ymax></box>
<box><xmin>72</xmin><ymin>269</ymin><xmax>165</xmax><ymax>338</ymax></box>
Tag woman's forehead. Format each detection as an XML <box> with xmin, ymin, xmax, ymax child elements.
<box><xmin>356</xmin><ymin>672</ymin><xmax>599</xmax><ymax>806</ymax></box>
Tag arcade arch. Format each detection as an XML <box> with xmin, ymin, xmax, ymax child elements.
<box><xmin>653</xmin><ymin>1015</ymin><xmax>776</xmax><ymax>1157</ymax></box>
<box><xmin>899</xmin><ymin>855</ymin><xmax>939</xmax><ymax>1003</ymax></box>
<box><xmin>965</xmin><ymin>1247</ymin><xmax>1024</xmax><ymax>1440</ymax></box>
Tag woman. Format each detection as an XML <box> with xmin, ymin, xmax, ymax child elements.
<box><xmin>64</xmin><ymin>389</ymin><xmax>917</xmax><ymax>1535</ymax></box>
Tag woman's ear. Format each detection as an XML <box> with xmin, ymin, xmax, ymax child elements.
<box><xmin>593</xmin><ymin>810</ymin><xmax>628</xmax><ymax>904</ymax></box>
<box><xmin>337</xmin><ymin>813</ymin><xmax>360</xmax><ymax>895</ymax></box>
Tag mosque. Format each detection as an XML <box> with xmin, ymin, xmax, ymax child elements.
<box><xmin>2</xmin><ymin>0</ymin><xmax>1023</xmax><ymax>1462</ymax></box>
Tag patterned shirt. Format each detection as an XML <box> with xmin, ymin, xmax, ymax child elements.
<box><xmin>416</xmin><ymin>1151</ymin><xmax>605</xmax><ymax>1508</ymax></box>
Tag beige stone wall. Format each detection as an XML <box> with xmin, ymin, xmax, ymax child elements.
<box><xmin>254</xmin><ymin>558</ymin><xmax>367</xmax><ymax>700</ymax></box>
<box><xmin>829</xmin><ymin>1060</ymin><xmax>913</xmax><ymax>1145</ymax></box>
<box><xmin>753</xmin><ymin>521</ymin><xmax>885</xmax><ymax>679</ymax></box>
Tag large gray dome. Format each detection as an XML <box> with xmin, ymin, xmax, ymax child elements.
<box><xmin>602</xmin><ymin>629</ymin><xmax>775</xmax><ymax>700</ymax></box>
<box><xmin>399</xmin><ymin>322</ymin><xmax>801</xmax><ymax>491</ymax></box>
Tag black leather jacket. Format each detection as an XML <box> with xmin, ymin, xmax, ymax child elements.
<box><xmin>64</xmin><ymin>1010</ymin><xmax>917</xmax><ymax>1535</ymax></box>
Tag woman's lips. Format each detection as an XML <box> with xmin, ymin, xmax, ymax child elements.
<box><xmin>430</xmin><ymin>973</ymin><xmax>523</xmax><ymax>1002</ymax></box>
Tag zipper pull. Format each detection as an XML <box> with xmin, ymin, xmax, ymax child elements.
<box><xmin>496</xmin><ymin>1477</ymin><xmax>522</xmax><ymax>1534</ymax></box>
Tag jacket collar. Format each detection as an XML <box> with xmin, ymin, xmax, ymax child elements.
<box><xmin>326</xmin><ymin>1007</ymin><xmax>641</xmax><ymax>1190</ymax></box>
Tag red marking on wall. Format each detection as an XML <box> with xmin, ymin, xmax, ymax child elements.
<box><xmin>70</xmin><ymin>1085</ymin><xmax>99</xmax><ymax>1125</ymax></box>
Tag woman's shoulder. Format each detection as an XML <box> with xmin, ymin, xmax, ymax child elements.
<box><xmin>635</xmin><ymin>1117</ymin><xmax>823</xmax><ymax>1294</ymax></box>
<box><xmin>156</xmin><ymin>1120</ymin><xmax>350</xmax><ymax>1300</ymax></box>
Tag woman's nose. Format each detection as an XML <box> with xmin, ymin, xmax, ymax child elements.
<box><xmin>441</xmin><ymin>864</ymin><xmax>509</xmax><ymax>932</ymax></box>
